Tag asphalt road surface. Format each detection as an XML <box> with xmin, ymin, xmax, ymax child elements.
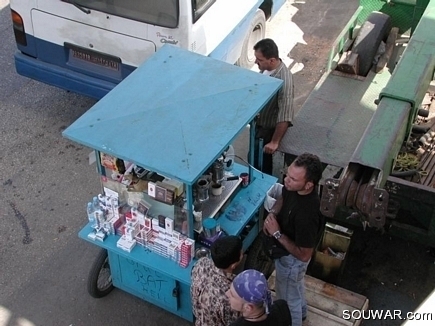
<box><xmin>1</xmin><ymin>1</ymin><xmax>188</xmax><ymax>325</ymax></box>
<box><xmin>1</xmin><ymin>1</ymin><xmax>434</xmax><ymax>326</ymax></box>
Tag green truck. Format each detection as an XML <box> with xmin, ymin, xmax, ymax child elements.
<box><xmin>279</xmin><ymin>0</ymin><xmax>435</xmax><ymax>247</ymax></box>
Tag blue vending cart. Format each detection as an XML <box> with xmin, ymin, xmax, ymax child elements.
<box><xmin>63</xmin><ymin>45</ymin><xmax>282</xmax><ymax>321</ymax></box>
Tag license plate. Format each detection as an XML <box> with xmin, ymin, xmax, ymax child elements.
<box><xmin>66</xmin><ymin>43</ymin><xmax>120</xmax><ymax>71</ymax></box>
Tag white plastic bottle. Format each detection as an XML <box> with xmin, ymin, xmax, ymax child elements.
<box><xmin>87</xmin><ymin>202</ymin><xmax>96</xmax><ymax>228</ymax></box>
<box><xmin>92</xmin><ymin>196</ymin><xmax>100</xmax><ymax>211</ymax></box>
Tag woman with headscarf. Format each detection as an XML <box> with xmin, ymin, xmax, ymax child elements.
<box><xmin>226</xmin><ymin>269</ymin><xmax>292</xmax><ymax>325</ymax></box>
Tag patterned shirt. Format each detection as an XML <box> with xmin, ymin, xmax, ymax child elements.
<box><xmin>257</xmin><ymin>60</ymin><xmax>294</xmax><ymax>129</ymax></box>
<box><xmin>191</xmin><ymin>257</ymin><xmax>240</xmax><ymax>326</ymax></box>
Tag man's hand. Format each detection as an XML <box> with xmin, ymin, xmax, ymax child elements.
<box><xmin>264</xmin><ymin>213</ymin><xmax>280</xmax><ymax>235</ymax></box>
<box><xmin>262</xmin><ymin>217</ymin><xmax>271</xmax><ymax>235</ymax></box>
<box><xmin>263</xmin><ymin>141</ymin><xmax>279</xmax><ymax>155</ymax></box>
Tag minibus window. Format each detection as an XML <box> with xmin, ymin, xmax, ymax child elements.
<box><xmin>192</xmin><ymin>0</ymin><xmax>215</xmax><ymax>22</ymax></box>
<box><xmin>73</xmin><ymin>0</ymin><xmax>179</xmax><ymax>28</ymax></box>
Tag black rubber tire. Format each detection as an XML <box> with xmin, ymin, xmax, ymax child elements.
<box><xmin>352</xmin><ymin>11</ymin><xmax>391</xmax><ymax>76</ymax></box>
<box><xmin>244</xmin><ymin>233</ymin><xmax>275</xmax><ymax>279</ymax></box>
<box><xmin>236</xmin><ymin>10</ymin><xmax>266</xmax><ymax>68</ymax></box>
<box><xmin>87</xmin><ymin>249</ymin><xmax>114</xmax><ymax>298</ymax></box>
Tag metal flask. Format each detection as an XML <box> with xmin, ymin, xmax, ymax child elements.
<box><xmin>212</xmin><ymin>161</ymin><xmax>224</xmax><ymax>183</ymax></box>
<box><xmin>196</xmin><ymin>177</ymin><xmax>210</xmax><ymax>202</ymax></box>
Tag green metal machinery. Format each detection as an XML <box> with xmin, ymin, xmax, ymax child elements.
<box><xmin>279</xmin><ymin>0</ymin><xmax>435</xmax><ymax>246</ymax></box>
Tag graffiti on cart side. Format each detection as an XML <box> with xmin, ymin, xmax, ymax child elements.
<box><xmin>134</xmin><ymin>269</ymin><xmax>167</xmax><ymax>291</ymax></box>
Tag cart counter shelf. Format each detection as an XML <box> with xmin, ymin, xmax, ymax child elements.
<box><xmin>79</xmin><ymin>167</ymin><xmax>276</xmax><ymax>321</ymax></box>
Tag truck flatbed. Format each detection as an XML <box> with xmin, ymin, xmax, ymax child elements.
<box><xmin>279</xmin><ymin>66</ymin><xmax>392</xmax><ymax>168</ymax></box>
<box><xmin>268</xmin><ymin>272</ymin><xmax>369</xmax><ymax>325</ymax></box>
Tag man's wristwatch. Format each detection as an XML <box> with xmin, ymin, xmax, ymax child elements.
<box><xmin>273</xmin><ymin>230</ymin><xmax>282</xmax><ymax>240</ymax></box>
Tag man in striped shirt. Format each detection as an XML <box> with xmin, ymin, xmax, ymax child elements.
<box><xmin>253</xmin><ymin>38</ymin><xmax>294</xmax><ymax>175</ymax></box>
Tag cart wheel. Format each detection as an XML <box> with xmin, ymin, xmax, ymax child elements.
<box><xmin>244</xmin><ymin>234</ymin><xmax>275</xmax><ymax>279</ymax></box>
<box><xmin>87</xmin><ymin>249</ymin><xmax>114</xmax><ymax>298</ymax></box>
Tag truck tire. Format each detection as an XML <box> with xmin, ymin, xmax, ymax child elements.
<box><xmin>244</xmin><ymin>234</ymin><xmax>275</xmax><ymax>278</ymax></box>
<box><xmin>87</xmin><ymin>249</ymin><xmax>114</xmax><ymax>298</ymax></box>
<box><xmin>237</xmin><ymin>10</ymin><xmax>266</xmax><ymax>68</ymax></box>
<box><xmin>352</xmin><ymin>11</ymin><xmax>391</xmax><ymax>76</ymax></box>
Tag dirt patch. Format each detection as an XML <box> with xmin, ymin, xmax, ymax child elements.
<box><xmin>290</xmin><ymin>35</ymin><xmax>331</xmax><ymax>114</ymax></box>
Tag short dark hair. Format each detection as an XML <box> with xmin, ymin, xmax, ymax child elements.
<box><xmin>293</xmin><ymin>153</ymin><xmax>323</xmax><ymax>185</ymax></box>
<box><xmin>211</xmin><ymin>235</ymin><xmax>242</xmax><ymax>269</ymax></box>
<box><xmin>253</xmin><ymin>38</ymin><xmax>279</xmax><ymax>60</ymax></box>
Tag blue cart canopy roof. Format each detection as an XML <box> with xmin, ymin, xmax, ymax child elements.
<box><xmin>63</xmin><ymin>45</ymin><xmax>282</xmax><ymax>184</ymax></box>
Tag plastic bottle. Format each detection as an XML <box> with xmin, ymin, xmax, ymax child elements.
<box><xmin>87</xmin><ymin>202</ymin><xmax>96</xmax><ymax>228</ymax></box>
<box><xmin>92</xmin><ymin>196</ymin><xmax>100</xmax><ymax>211</ymax></box>
<box><xmin>98</xmin><ymin>193</ymin><xmax>105</xmax><ymax>206</ymax></box>
<box><xmin>94</xmin><ymin>210</ymin><xmax>104</xmax><ymax>229</ymax></box>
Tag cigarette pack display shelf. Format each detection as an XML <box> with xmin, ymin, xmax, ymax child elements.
<box><xmin>63</xmin><ymin>45</ymin><xmax>282</xmax><ymax>321</ymax></box>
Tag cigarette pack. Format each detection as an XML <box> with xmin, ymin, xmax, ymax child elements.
<box><xmin>148</xmin><ymin>182</ymin><xmax>156</xmax><ymax>198</ymax></box>
<box><xmin>168</xmin><ymin>243</ymin><xmax>177</xmax><ymax>261</ymax></box>
<box><xmin>95</xmin><ymin>230</ymin><xmax>107</xmax><ymax>242</ymax></box>
<box><xmin>165</xmin><ymin>217</ymin><xmax>174</xmax><ymax>233</ymax></box>
<box><xmin>104</xmin><ymin>216</ymin><xmax>122</xmax><ymax>235</ymax></box>
<box><xmin>162</xmin><ymin>178</ymin><xmax>184</xmax><ymax>196</ymax></box>
<box><xmin>87</xmin><ymin>231</ymin><xmax>97</xmax><ymax>241</ymax></box>
<box><xmin>117</xmin><ymin>236</ymin><xmax>136</xmax><ymax>252</ymax></box>
<box><xmin>131</xmin><ymin>207</ymin><xmax>145</xmax><ymax>226</ymax></box>
<box><xmin>172</xmin><ymin>230</ymin><xmax>181</xmax><ymax>241</ymax></box>
<box><xmin>179</xmin><ymin>240</ymin><xmax>193</xmax><ymax>267</ymax></box>
<box><xmin>151</xmin><ymin>218</ymin><xmax>159</xmax><ymax>230</ymax></box>
<box><xmin>155</xmin><ymin>182</ymin><xmax>175</xmax><ymax>204</ymax></box>
<box><xmin>158</xmin><ymin>215</ymin><xmax>166</xmax><ymax>228</ymax></box>
<box><xmin>144</xmin><ymin>217</ymin><xmax>152</xmax><ymax>229</ymax></box>
<box><xmin>185</xmin><ymin>238</ymin><xmax>195</xmax><ymax>258</ymax></box>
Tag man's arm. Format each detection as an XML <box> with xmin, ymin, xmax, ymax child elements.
<box><xmin>264</xmin><ymin>67</ymin><xmax>293</xmax><ymax>154</ymax></box>
<box><xmin>263</xmin><ymin>121</ymin><xmax>290</xmax><ymax>154</ymax></box>
<box><xmin>264</xmin><ymin>214</ymin><xmax>313</xmax><ymax>262</ymax></box>
<box><xmin>263</xmin><ymin>195</ymin><xmax>283</xmax><ymax>235</ymax></box>
<box><xmin>276</xmin><ymin>231</ymin><xmax>313</xmax><ymax>262</ymax></box>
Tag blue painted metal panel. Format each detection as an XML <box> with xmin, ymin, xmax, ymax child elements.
<box><xmin>218</xmin><ymin>165</ymin><xmax>277</xmax><ymax>236</ymax></box>
<box><xmin>110</xmin><ymin>254</ymin><xmax>178</xmax><ymax>309</ymax></box>
<box><xmin>16</xmin><ymin>34</ymin><xmax>37</xmax><ymax>57</ymax></box>
<box><xmin>15</xmin><ymin>52</ymin><xmax>116</xmax><ymax>100</ymax></box>
<box><xmin>80</xmin><ymin>226</ymin><xmax>194</xmax><ymax>320</ymax></box>
<box><xmin>63</xmin><ymin>45</ymin><xmax>283</xmax><ymax>185</ymax></box>
<box><xmin>14</xmin><ymin>36</ymin><xmax>136</xmax><ymax>99</ymax></box>
<box><xmin>242</xmin><ymin>221</ymin><xmax>260</xmax><ymax>252</ymax></box>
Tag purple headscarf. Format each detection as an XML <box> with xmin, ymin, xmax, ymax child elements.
<box><xmin>233</xmin><ymin>269</ymin><xmax>273</xmax><ymax>314</ymax></box>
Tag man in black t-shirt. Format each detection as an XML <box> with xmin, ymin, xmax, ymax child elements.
<box><xmin>226</xmin><ymin>269</ymin><xmax>291</xmax><ymax>325</ymax></box>
<box><xmin>263</xmin><ymin>153</ymin><xmax>324</xmax><ymax>326</ymax></box>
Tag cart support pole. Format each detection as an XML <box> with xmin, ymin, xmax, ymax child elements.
<box><xmin>249</xmin><ymin>120</ymin><xmax>256</xmax><ymax>184</ymax></box>
<box><xmin>186</xmin><ymin>184</ymin><xmax>194</xmax><ymax>239</ymax></box>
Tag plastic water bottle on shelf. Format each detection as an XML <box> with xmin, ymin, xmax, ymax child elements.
<box><xmin>87</xmin><ymin>202</ymin><xmax>97</xmax><ymax>228</ymax></box>
<box><xmin>94</xmin><ymin>209</ymin><xmax>105</xmax><ymax>229</ymax></box>
<box><xmin>92</xmin><ymin>196</ymin><xmax>100</xmax><ymax>211</ymax></box>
